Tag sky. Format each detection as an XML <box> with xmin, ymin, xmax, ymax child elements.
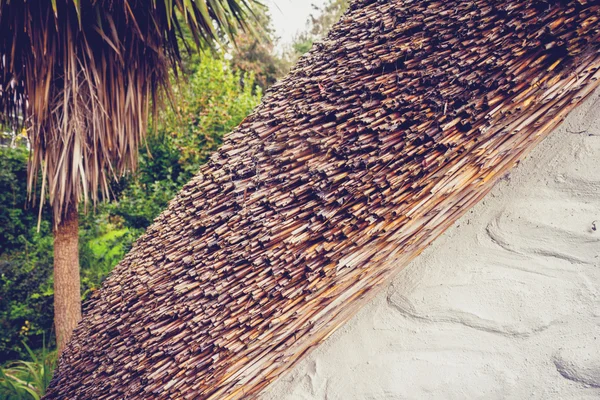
<box><xmin>265</xmin><ymin>0</ymin><xmax>328</xmax><ymax>47</ymax></box>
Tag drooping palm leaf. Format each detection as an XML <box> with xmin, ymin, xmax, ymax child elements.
<box><xmin>0</xmin><ymin>0</ymin><xmax>257</xmax><ymax>224</ymax></box>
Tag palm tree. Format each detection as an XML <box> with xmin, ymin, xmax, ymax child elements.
<box><xmin>0</xmin><ymin>0</ymin><xmax>257</xmax><ymax>353</ymax></box>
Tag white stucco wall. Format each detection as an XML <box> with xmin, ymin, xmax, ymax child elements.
<box><xmin>261</xmin><ymin>89</ymin><xmax>600</xmax><ymax>400</ymax></box>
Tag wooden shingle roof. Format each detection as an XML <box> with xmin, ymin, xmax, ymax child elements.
<box><xmin>46</xmin><ymin>0</ymin><xmax>600</xmax><ymax>398</ymax></box>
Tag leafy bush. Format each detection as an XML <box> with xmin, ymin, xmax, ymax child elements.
<box><xmin>0</xmin><ymin>255</ymin><xmax>54</xmax><ymax>362</ymax></box>
<box><xmin>0</xmin><ymin>148</ymin><xmax>43</xmax><ymax>255</ymax></box>
<box><xmin>165</xmin><ymin>55</ymin><xmax>262</xmax><ymax>178</ymax></box>
<box><xmin>0</xmin><ymin>341</ymin><xmax>56</xmax><ymax>400</ymax></box>
<box><xmin>0</xmin><ymin>147</ymin><xmax>55</xmax><ymax>361</ymax></box>
<box><xmin>78</xmin><ymin>210</ymin><xmax>139</xmax><ymax>298</ymax></box>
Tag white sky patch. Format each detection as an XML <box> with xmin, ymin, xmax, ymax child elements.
<box><xmin>265</xmin><ymin>0</ymin><xmax>328</xmax><ymax>47</ymax></box>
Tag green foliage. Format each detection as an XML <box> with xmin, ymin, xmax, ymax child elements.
<box><xmin>0</xmin><ymin>340</ymin><xmax>56</xmax><ymax>400</ymax></box>
<box><xmin>78</xmin><ymin>211</ymin><xmax>138</xmax><ymax>298</ymax></box>
<box><xmin>0</xmin><ymin>148</ymin><xmax>37</xmax><ymax>254</ymax></box>
<box><xmin>291</xmin><ymin>34</ymin><xmax>314</xmax><ymax>57</ymax></box>
<box><xmin>174</xmin><ymin>56</ymin><xmax>262</xmax><ymax>170</ymax></box>
<box><xmin>0</xmin><ymin>147</ymin><xmax>55</xmax><ymax>361</ymax></box>
<box><xmin>0</xmin><ymin>247</ymin><xmax>54</xmax><ymax>362</ymax></box>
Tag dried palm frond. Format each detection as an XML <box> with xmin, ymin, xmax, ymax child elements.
<box><xmin>0</xmin><ymin>0</ymin><xmax>257</xmax><ymax>224</ymax></box>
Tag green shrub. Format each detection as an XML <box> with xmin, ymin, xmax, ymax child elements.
<box><xmin>0</xmin><ymin>148</ymin><xmax>54</xmax><ymax>360</ymax></box>
<box><xmin>0</xmin><ymin>255</ymin><xmax>54</xmax><ymax>363</ymax></box>
<box><xmin>0</xmin><ymin>148</ymin><xmax>45</xmax><ymax>255</ymax></box>
<box><xmin>79</xmin><ymin>211</ymin><xmax>139</xmax><ymax>298</ymax></box>
<box><xmin>0</xmin><ymin>340</ymin><xmax>56</xmax><ymax>399</ymax></box>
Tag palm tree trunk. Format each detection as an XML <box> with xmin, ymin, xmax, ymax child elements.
<box><xmin>53</xmin><ymin>205</ymin><xmax>82</xmax><ymax>353</ymax></box>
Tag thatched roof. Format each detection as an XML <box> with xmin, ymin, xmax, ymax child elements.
<box><xmin>46</xmin><ymin>0</ymin><xmax>600</xmax><ymax>398</ymax></box>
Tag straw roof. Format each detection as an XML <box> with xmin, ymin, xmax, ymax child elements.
<box><xmin>46</xmin><ymin>0</ymin><xmax>600</xmax><ymax>398</ymax></box>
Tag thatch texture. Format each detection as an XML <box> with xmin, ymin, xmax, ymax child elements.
<box><xmin>46</xmin><ymin>0</ymin><xmax>600</xmax><ymax>398</ymax></box>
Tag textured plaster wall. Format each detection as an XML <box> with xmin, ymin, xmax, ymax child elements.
<box><xmin>261</xmin><ymin>90</ymin><xmax>600</xmax><ymax>400</ymax></box>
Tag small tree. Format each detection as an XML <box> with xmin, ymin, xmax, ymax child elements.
<box><xmin>0</xmin><ymin>0</ymin><xmax>257</xmax><ymax>353</ymax></box>
<box><xmin>285</xmin><ymin>0</ymin><xmax>350</xmax><ymax>65</ymax></box>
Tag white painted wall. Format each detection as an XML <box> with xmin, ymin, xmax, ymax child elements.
<box><xmin>262</xmin><ymin>89</ymin><xmax>600</xmax><ymax>400</ymax></box>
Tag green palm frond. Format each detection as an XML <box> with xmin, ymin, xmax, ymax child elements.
<box><xmin>0</xmin><ymin>0</ymin><xmax>258</xmax><ymax>224</ymax></box>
